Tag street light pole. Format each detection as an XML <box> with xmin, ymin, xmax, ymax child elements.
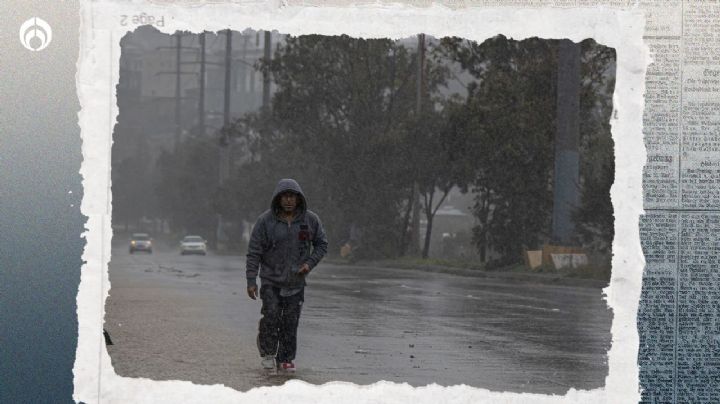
<box><xmin>409</xmin><ymin>33</ymin><xmax>425</xmax><ymax>255</ymax></box>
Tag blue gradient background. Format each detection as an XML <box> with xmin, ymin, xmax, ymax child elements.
<box><xmin>1</xmin><ymin>1</ymin><xmax>83</xmax><ymax>402</ymax></box>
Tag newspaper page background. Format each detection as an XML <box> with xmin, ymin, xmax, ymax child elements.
<box><xmin>636</xmin><ymin>1</ymin><xmax>720</xmax><ymax>403</ymax></box>
<box><xmin>437</xmin><ymin>2</ymin><xmax>720</xmax><ymax>402</ymax></box>
<box><xmin>495</xmin><ymin>1</ymin><xmax>720</xmax><ymax>402</ymax></box>
<box><xmin>70</xmin><ymin>0</ymin><xmax>715</xmax><ymax>402</ymax></box>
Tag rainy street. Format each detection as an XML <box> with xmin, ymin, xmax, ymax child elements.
<box><xmin>105</xmin><ymin>244</ymin><xmax>612</xmax><ymax>395</ymax></box>
<box><xmin>107</xmin><ymin>28</ymin><xmax>616</xmax><ymax>397</ymax></box>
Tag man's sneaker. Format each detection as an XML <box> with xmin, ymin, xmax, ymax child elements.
<box><xmin>261</xmin><ymin>355</ymin><xmax>276</xmax><ymax>369</ymax></box>
<box><xmin>278</xmin><ymin>361</ymin><xmax>296</xmax><ymax>372</ymax></box>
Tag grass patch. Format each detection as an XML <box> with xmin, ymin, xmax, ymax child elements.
<box><xmin>389</xmin><ymin>256</ymin><xmax>486</xmax><ymax>271</ymax></box>
<box><xmin>561</xmin><ymin>264</ymin><xmax>611</xmax><ymax>282</ymax></box>
<box><xmin>497</xmin><ymin>261</ymin><xmax>610</xmax><ymax>282</ymax></box>
<box><xmin>329</xmin><ymin>255</ymin><xmax>611</xmax><ymax>284</ymax></box>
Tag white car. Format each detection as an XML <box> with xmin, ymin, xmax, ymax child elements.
<box><xmin>180</xmin><ymin>235</ymin><xmax>207</xmax><ymax>255</ymax></box>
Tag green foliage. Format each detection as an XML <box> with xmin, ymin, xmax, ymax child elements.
<box><xmin>439</xmin><ymin>36</ymin><xmax>615</xmax><ymax>264</ymax></box>
<box><xmin>114</xmin><ymin>33</ymin><xmax>614</xmax><ymax>265</ymax></box>
<box><xmin>226</xmin><ymin>35</ymin><xmax>456</xmax><ymax>258</ymax></box>
<box><xmin>574</xmin><ymin>41</ymin><xmax>616</xmax><ymax>258</ymax></box>
<box><xmin>439</xmin><ymin>36</ymin><xmax>558</xmax><ymax>262</ymax></box>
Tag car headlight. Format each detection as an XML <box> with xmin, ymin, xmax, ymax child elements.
<box><xmin>131</xmin><ymin>241</ymin><xmax>136</xmax><ymax>245</ymax></box>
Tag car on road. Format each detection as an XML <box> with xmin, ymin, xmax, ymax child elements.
<box><xmin>129</xmin><ymin>233</ymin><xmax>153</xmax><ymax>254</ymax></box>
<box><xmin>180</xmin><ymin>235</ymin><xmax>207</xmax><ymax>256</ymax></box>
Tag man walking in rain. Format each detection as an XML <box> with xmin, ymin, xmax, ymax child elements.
<box><xmin>246</xmin><ymin>179</ymin><xmax>328</xmax><ymax>372</ymax></box>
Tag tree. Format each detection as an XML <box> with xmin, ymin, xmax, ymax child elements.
<box><xmin>416</xmin><ymin>96</ymin><xmax>474</xmax><ymax>258</ymax></box>
<box><xmin>573</xmin><ymin>41</ymin><xmax>616</xmax><ymax>259</ymax></box>
<box><xmin>228</xmin><ymin>35</ymin><xmax>453</xmax><ymax>258</ymax></box>
<box><xmin>438</xmin><ymin>36</ymin><xmax>616</xmax><ymax>265</ymax></box>
<box><xmin>439</xmin><ymin>36</ymin><xmax>558</xmax><ymax>263</ymax></box>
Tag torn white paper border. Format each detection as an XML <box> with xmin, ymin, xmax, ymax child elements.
<box><xmin>74</xmin><ymin>1</ymin><xmax>648</xmax><ymax>403</ymax></box>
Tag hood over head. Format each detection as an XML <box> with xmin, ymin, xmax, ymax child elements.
<box><xmin>271</xmin><ymin>178</ymin><xmax>307</xmax><ymax>215</ymax></box>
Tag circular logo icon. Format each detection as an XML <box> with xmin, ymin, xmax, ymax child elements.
<box><xmin>19</xmin><ymin>17</ymin><xmax>52</xmax><ymax>52</ymax></box>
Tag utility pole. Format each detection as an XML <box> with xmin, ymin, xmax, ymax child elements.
<box><xmin>224</xmin><ymin>29</ymin><xmax>233</xmax><ymax>130</ymax></box>
<box><xmin>216</xmin><ymin>29</ymin><xmax>233</xmax><ymax>251</ymax></box>
<box><xmin>174</xmin><ymin>33</ymin><xmax>182</xmax><ymax>151</ymax></box>
<box><xmin>156</xmin><ymin>33</ymin><xmax>197</xmax><ymax>152</ymax></box>
<box><xmin>219</xmin><ymin>29</ymin><xmax>232</xmax><ymax>185</ymax></box>
<box><xmin>198</xmin><ymin>31</ymin><xmax>206</xmax><ymax>136</ymax></box>
<box><xmin>176</xmin><ymin>34</ymin><xmax>222</xmax><ymax>135</ymax></box>
<box><xmin>416</xmin><ymin>33</ymin><xmax>424</xmax><ymax>113</ymax></box>
<box><xmin>552</xmin><ymin>39</ymin><xmax>581</xmax><ymax>246</ymax></box>
<box><xmin>262</xmin><ymin>30</ymin><xmax>272</xmax><ymax>110</ymax></box>
<box><xmin>409</xmin><ymin>33</ymin><xmax>425</xmax><ymax>255</ymax></box>
<box><xmin>242</xmin><ymin>35</ymin><xmax>249</xmax><ymax>94</ymax></box>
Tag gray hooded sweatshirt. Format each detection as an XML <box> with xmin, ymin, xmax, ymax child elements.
<box><xmin>246</xmin><ymin>179</ymin><xmax>328</xmax><ymax>291</ymax></box>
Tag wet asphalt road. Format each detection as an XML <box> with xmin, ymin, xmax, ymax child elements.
<box><xmin>105</xmin><ymin>245</ymin><xmax>612</xmax><ymax>394</ymax></box>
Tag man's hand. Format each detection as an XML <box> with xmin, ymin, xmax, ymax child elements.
<box><xmin>247</xmin><ymin>285</ymin><xmax>258</xmax><ymax>300</ymax></box>
<box><xmin>298</xmin><ymin>263</ymin><xmax>310</xmax><ymax>275</ymax></box>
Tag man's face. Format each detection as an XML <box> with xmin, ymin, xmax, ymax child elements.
<box><xmin>280</xmin><ymin>191</ymin><xmax>298</xmax><ymax>213</ymax></box>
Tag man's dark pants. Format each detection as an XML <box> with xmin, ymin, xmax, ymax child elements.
<box><xmin>257</xmin><ymin>284</ymin><xmax>304</xmax><ymax>362</ymax></box>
